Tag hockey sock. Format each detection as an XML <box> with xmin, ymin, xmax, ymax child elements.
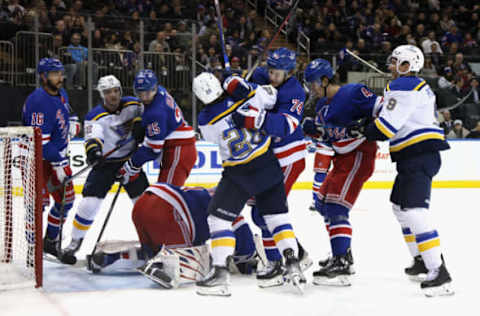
<box><xmin>46</xmin><ymin>202</ymin><xmax>72</xmax><ymax>240</ymax></box>
<box><xmin>263</xmin><ymin>213</ymin><xmax>298</xmax><ymax>258</ymax></box>
<box><xmin>392</xmin><ymin>204</ymin><xmax>419</xmax><ymax>257</ymax></box>
<box><xmin>404</xmin><ymin>207</ymin><xmax>442</xmax><ymax>270</ymax></box>
<box><xmin>312</xmin><ymin>172</ymin><xmax>326</xmax><ymax>202</ymax></box>
<box><xmin>71</xmin><ymin>197</ymin><xmax>102</xmax><ymax>240</ymax></box>
<box><xmin>326</xmin><ymin>203</ymin><xmax>352</xmax><ymax>256</ymax></box>
<box><xmin>251</xmin><ymin>206</ymin><xmax>282</xmax><ymax>261</ymax></box>
<box><xmin>208</xmin><ymin>215</ymin><xmax>236</xmax><ymax>267</ymax></box>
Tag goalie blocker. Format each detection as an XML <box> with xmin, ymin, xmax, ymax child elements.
<box><xmin>86</xmin><ymin>183</ymin><xmax>258</xmax><ymax>288</ymax></box>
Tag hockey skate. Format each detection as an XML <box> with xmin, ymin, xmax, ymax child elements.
<box><xmin>283</xmin><ymin>248</ymin><xmax>306</xmax><ymax>294</ymax></box>
<box><xmin>137</xmin><ymin>260</ymin><xmax>175</xmax><ymax>289</ymax></box>
<box><xmin>405</xmin><ymin>255</ymin><xmax>428</xmax><ymax>282</ymax></box>
<box><xmin>313</xmin><ymin>254</ymin><xmax>353</xmax><ymax>286</ymax></box>
<box><xmin>421</xmin><ymin>262</ymin><xmax>454</xmax><ymax>297</ymax></box>
<box><xmin>43</xmin><ymin>235</ymin><xmax>60</xmax><ymax>259</ymax></box>
<box><xmin>318</xmin><ymin>249</ymin><xmax>355</xmax><ymax>274</ymax></box>
<box><xmin>60</xmin><ymin>238</ymin><xmax>83</xmax><ymax>265</ymax></box>
<box><xmin>256</xmin><ymin>260</ymin><xmax>285</xmax><ymax>288</ymax></box>
<box><xmin>196</xmin><ymin>266</ymin><xmax>231</xmax><ymax>297</ymax></box>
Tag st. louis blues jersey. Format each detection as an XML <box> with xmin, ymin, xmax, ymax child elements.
<box><xmin>316</xmin><ymin>83</ymin><xmax>381</xmax><ymax>154</ymax></box>
<box><xmin>145</xmin><ymin>183</ymin><xmax>212</xmax><ymax>246</ymax></box>
<box><xmin>130</xmin><ymin>86</ymin><xmax>195</xmax><ymax>168</ymax></box>
<box><xmin>198</xmin><ymin>86</ymin><xmax>273</xmax><ymax>167</ymax></box>
<box><xmin>22</xmin><ymin>87</ymin><xmax>71</xmax><ymax>163</ymax></box>
<box><xmin>84</xmin><ymin>96</ymin><xmax>143</xmax><ymax>161</ymax></box>
<box><xmin>366</xmin><ymin>76</ymin><xmax>450</xmax><ymax>161</ymax></box>
<box><xmin>251</xmin><ymin>67</ymin><xmax>306</xmax><ymax>167</ymax></box>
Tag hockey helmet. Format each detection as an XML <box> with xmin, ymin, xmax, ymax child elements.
<box><xmin>193</xmin><ymin>72</ymin><xmax>223</xmax><ymax>104</ymax></box>
<box><xmin>391</xmin><ymin>45</ymin><xmax>424</xmax><ymax>74</ymax></box>
<box><xmin>304</xmin><ymin>58</ymin><xmax>334</xmax><ymax>83</ymax></box>
<box><xmin>37</xmin><ymin>58</ymin><xmax>64</xmax><ymax>75</ymax></box>
<box><xmin>267</xmin><ymin>47</ymin><xmax>296</xmax><ymax>72</ymax></box>
<box><xmin>97</xmin><ymin>75</ymin><xmax>122</xmax><ymax>99</ymax></box>
<box><xmin>133</xmin><ymin>69</ymin><xmax>158</xmax><ymax>95</ymax></box>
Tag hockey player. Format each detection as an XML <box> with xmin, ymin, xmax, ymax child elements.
<box><xmin>117</xmin><ymin>69</ymin><xmax>196</xmax><ymax>187</ymax></box>
<box><xmin>232</xmin><ymin>47</ymin><xmax>309</xmax><ymax>287</ymax></box>
<box><xmin>87</xmin><ymin>183</ymin><xmax>257</xmax><ymax>289</ymax></box>
<box><xmin>61</xmin><ymin>75</ymin><xmax>149</xmax><ymax>263</ymax></box>
<box><xmin>356</xmin><ymin>45</ymin><xmax>454</xmax><ymax>296</ymax></box>
<box><xmin>22</xmin><ymin>58</ymin><xmax>79</xmax><ymax>259</ymax></box>
<box><xmin>302</xmin><ymin>58</ymin><xmax>381</xmax><ymax>286</ymax></box>
<box><xmin>193</xmin><ymin>72</ymin><xmax>306</xmax><ymax>296</ymax></box>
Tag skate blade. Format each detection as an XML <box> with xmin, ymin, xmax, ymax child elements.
<box><xmin>423</xmin><ymin>282</ymin><xmax>455</xmax><ymax>297</ymax></box>
<box><xmin>300</xmin><ymin>257</ymin><xmax>313</xmax><ymax>272</ymax></box>
<box><xmin>196</xmin><ymin>285</ymin><xmax>231</xmax><ymax>297</ymax></box>
<box><xmin>313</xmin><ymin>275</ymin><xmax>351</xmax><ymax>287</ymax></box>
<box><xmin>257</xmin><ymin>275</ymin><xmax>285</xmax><ymax>288</ymax></box>
<box><xmin>408</xmin><ymin>273</ymin><xmax>427</xmax><ymax>282</ymax></box>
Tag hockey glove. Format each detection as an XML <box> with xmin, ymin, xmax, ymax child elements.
<box><xmin>131</xmin><ymin>117</ymin><xmax>145</xmax><ymax>144</ymax></box>
<box><xmin>346</xmin><ymin>117</ymin><xmax>372</xmax><ymax>139</ymax></box>
<box><xmin>52</xmin><ymin>159</ymin><xmax>72</xmax><ymax>184</ymax></box>
<box><xmin>223</xmin><ymin>75</ymin><xmax>252</xmax><ymax>101</ymax></box>
<box><xmin>69</xmin><ymin>115</ymin><xmax>81</xmax><ymax>138</ymax></box>
<box><xmin>117</xmin><ymin>159</ymin><xmax>141</xmax><ymax>185</ymax></box>
<box><xmin>302</xmin><ymin>117</ymin><xmax>325</xmax><ymax>140</ymax></box>
<box><xmin>232</xmin><ymin>104</ymin><xmax>266</xmax><ymax>130</ymax></box>
<box><xmin>86</xmin><ymin>146</ymin><xmax>103</xmax><ymax>165</ymax></box>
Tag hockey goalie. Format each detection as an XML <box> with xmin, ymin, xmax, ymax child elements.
<box><xmin>87</xmin><ymin>183</ymin><xmax>258</xmax><ymax>289</ymax></box>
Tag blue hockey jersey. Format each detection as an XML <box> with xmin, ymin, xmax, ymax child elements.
<box><xmin>22</xmin><ymin>87</ymin><xmax>71</xmax><ymax>163</ymax></box>
<box><xmin>250</xmin><ymin>67</ymin><xmax>306</xmax><ymax>167</ymax></box>
<box><xmin>130</xmin><ymin>85</ymin><xmax>195</xmax><ymax>168</ymax></box>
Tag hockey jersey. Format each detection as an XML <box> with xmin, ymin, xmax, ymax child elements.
<box><xmin>250</xmin><ymin>67</ymin><xmax>306</xmax><ymax>167</ymax></box>
<box><xmin>366</xmin><ymin>76</ymin><xmax>450</xmax><ymax>161</ymax></box>
<box><xmin>84</xmin><ymin>96</ymin><xmax>143</xmax><ymax>161</ymax></box>
<box><xmin>22</xmin><ymin>87</ymin><xmax>71</xmax><ymax>163</ymax></box>
<box><xmin>315</xmin><ymin>83</ymin><xmax>381</xmax><ymax>154</ymax></box>
<box><xmin>146</xmin><ymin>183</ymin><xmax>211</xmax><ymax>246</ymax></box>
<box><xmin>198</xmin><ymin>86</ymin><xmax>273</xmax><ymax>167</ymax></box>
<box><xmin>130</xmin><ymin>86</ymin><xmax>195</xmax><ymax>168</ymax></box>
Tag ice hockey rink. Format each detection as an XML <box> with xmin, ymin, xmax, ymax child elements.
<box><xmin>1</xmin><ymin>187</ymin><xmax>476</xmax><ymax>316</ymax></box>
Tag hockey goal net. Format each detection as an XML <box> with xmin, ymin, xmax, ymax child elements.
<box><xmin>0</xmin><ymin>127</ymin><xmax>43</xmax><ymax>289</ymax></box>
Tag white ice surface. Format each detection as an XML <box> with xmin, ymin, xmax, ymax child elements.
<box><xmin>1</xmin><ymin>189</ymin><xmax>477</xmax><ymax>316</ymax></box>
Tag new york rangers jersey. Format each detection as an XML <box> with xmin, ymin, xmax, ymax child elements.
<box><xmin>84</xmin><ymin>96</ymin><xmax>143</xmax><ymax>160</ymax></box>
<box><xmin>315</xmin><ymin>83</ymin><xmax>381</xmax><ymax>154</ymax></box>
<box><xmin>198</xmin><ymin>86</ymin><xmax>274</xmax><ymax>167</ymax></box>
<box><xmin>130</xmin><ymin>86</ymin><xmax>195</xmax><ymax>167</ymax></box>
<box><xmin>22</xmin><ymin>87</ymin><xmax>71</xmax><ymax>162</ymax></box>
<box><xmin>366</xmin><ymin>76</ymin><xmax>450</xmax><ymax>161</ymax></box>
<box><xmin>251</xmin><ymin>67</ymin><xmax>306</xmax><ymax>166</ymax></box>
<box><xmin>145</xmin><ymin>183</ymin><xmax>211</xmax><ymax>246</ymax></box>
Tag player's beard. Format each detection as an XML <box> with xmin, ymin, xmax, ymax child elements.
<box><xmin>46</xmin><ymin>77</ymin><xmax>62</xmax><ymax>93</ymax></box>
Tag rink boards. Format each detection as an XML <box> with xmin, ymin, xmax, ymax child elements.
<box><xmin>68</xmin><ymin>139</ymin><xmax>480</xmax><ymax>192</ymax></box>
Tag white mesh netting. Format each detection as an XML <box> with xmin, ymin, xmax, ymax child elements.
<box><xmin>0</xmin><ymin>127</ymin><xmax>40</xmax><ymax>290</ymax></box>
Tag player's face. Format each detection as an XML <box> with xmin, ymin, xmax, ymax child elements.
<box><xmin>268</xmin><ymin>69</ymin><xmax>287</xmax><ymax>87</ymax></box>
<box><xmin>44</xmin><ymin>70</ymin><xmax>64</xmax><ymax>91</ymax></box>
<box><xmin>311</xmin><ymin>77</ymin><xmax>329</xmax><ymax>98</ymax></box>
<box><xmin>137</xmin><ymin>87</ymin><xmax>157</xmax><ymax>105</ymax></box>
<box><xmin>102</xmin><ymin>87</ymin><xmax>121</xmax><ymax>112</ymax></box>
<box><xmin>388</xmin><ymin>57</ymin><xmax>410</xmax><ymax>79</ymax></box>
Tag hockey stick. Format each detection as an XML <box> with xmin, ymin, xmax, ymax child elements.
<box><xmin>345</xmin><ymin>49</ymin><xmax>389</xmax><ymax>76</ymax></box>
<box><xmin>86</xmin><ymin>183</ymin><xmax>123</xmax><ymax>272</ymax></box>
<box><xmin>438</xmin><ymin>88</ymin><xmax>473</xmax><ymax>112</ymax></box>
<box><xmin>214</xmin><ymin>0</ymin><xmax>230</xmax><ymax>70</ymax></box>
<box><xmin>245</xmin><ymin>0</ymin><xmax>300</xmax><ymax>81</ymax></box>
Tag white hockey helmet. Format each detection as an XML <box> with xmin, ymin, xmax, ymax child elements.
<box><xmin>193</xmin><ymin>72</ymin><xmax>223</xmax><ymax>104</ymax></box>
<box><xmin>97</xmin><ymin>75</ymin><xmax>122</xmax><ymax>99</ymax></box>
<box><xmin>391</xmin><ymin>45</ymin><xmax>424</xmax><ymax>74</ymax></box>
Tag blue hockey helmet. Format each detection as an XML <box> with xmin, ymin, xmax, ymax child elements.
<box><xmin>304</xmin><ymin>58</ymin><xmax>333</xmax><ymax>83</ymax></box>
<box><xmin>267</xmin><ymin>47</ymin><xmax>296</xmax><ymax>72</ymax></box>
<box><xmin>37</xmin><ymin>58</ymin><xmax>64</xmax><ymax>75</ymax></box>
<box><xmin>133</xmin><ymin>69</ymin><xmax>158</xmax><ymax>94</ymax></box>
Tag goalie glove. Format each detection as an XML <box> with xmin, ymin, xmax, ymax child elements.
<box><xmin>51</xmin><ymin>158</ymin><xmax>72</xmax><ymax>184</ymax></box>
<box><xmin>69</xmin><ymin>115</ymin><xmax>81</xmax><ymax>138</ymax></box>
<box><xmin>232</xmin><ymin>103</ymin><xmax>267</xmax><ymax>130</ymax></box>
<box><xmin>117</xmin><ymin>159</ymin><xmax>141</xmax><ymax>185</ymax></box>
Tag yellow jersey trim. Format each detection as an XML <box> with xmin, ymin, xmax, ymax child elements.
<box><xmin>208</xmin><ymin>90</ymin><xmax>256</xmax><ymax>125</ymax></box>
<box><xmin>390</xmin><ymin>133</ymin><xmax>445</xmax><ymax>152</ymax></box>
<box><xmin>222</xmin><ymin>137</ymin><xmax>271</xmax><ymax>167</ymax></box>
<box><xmin>386</xmin><ymin>83</ymin><xmax>390</xmax><ymax>91</ymax></box>
<box><xmin>92</xmin><ymin>112</ymin><xmax>108</xmax><ymax>121</ymax></box>
<box><xmin>413</xmin><ymin>80</ymin><xmax>426</xmax><ymax>91</ymax></box>
<box><xmin>123</xmin><ymin>101</ymin><xmax>141</xmax><ymax>107</ymax></box>
<box><xmin>374</xmin><ymin>118</ymin><xmax>395</xmax><ymax>138</ymax></box>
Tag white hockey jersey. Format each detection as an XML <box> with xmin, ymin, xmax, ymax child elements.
<box><xmin>198</xmin><ymin>86</ymin><xmax>277</xmax><ymax>167</ymax></box>
<box><xmin>84</xmin><ymin>96</ymin><xmax>143</xmax><ymax>160</ymax></box>
<box><xmin>373</xmin><ymin>76</ymin><xmax>449</xmax><ymax>161</ymax></box>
